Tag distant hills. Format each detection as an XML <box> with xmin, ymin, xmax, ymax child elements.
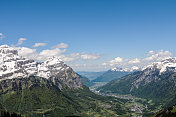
<box><xmin>92</xmin><ymin>67</ymin><xmax>138</xmax><ymax>82</ymax></box>
<box><xmin>77</xmin><ymin>71</ymin><xmax>105</xmax><ymax>81</ymax></box>
<box><xmin>76</xmin><ymin>73</ymin><xmax>95</xmax><ymax>87</ymax></box>
<box><xmin>92</xmin><ymin>70</ymin><xmax>130</xmax><ymax>82</ymax></box>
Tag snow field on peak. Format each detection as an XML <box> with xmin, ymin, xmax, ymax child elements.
<box><xmin>0</xmin><ymin>45</ymin><xmax>68</xmax><ymax>81</ymax></box>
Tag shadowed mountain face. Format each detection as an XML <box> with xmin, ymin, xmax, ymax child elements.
<box><xmin>76</xmin><ymin>73</ymin><xmax>95</xmax><ymax>87</ymax></box>
<box><xmin>153</xmin><ymin>104</ymin><xmax>176</xmax><ymax>117</ymax></box>
<box><xmin>0</xmin><ymin>76</ymin><xmax>128</xmax><ymax>117</ymax></box>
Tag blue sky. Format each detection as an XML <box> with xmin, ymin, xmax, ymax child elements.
<box><xmin>0</xmin><ymin>0</ymin><xmax>176</xmax><ymax>71</ymax></box>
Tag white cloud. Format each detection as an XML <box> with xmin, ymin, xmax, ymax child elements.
<box><xmin>71</xmin><ymin>64</ymin><xmax>87</xmax><ymax>67</ymax></box>
<box><xmin>145</xmin><ymin>50</ymin><xmax>172</xmax><ymax>61</ymax></box>
<box><xmin>128</xmin><ymin>58</ymin><xmax>140</xmax><ymax>64</ymax></box>
<box><xmin>101</xmin><ymin>57</ymin><xmax>124</xmax><ymax>67</ymax></box>
<box><xmin>109</xmin><ymin>57</ymin><xmax>123</xmax><ymax>66</ymax></box>
<box><xmin>14</xmin><ymin>47</ymin><xmax>37</xmax><ymax>60</ymax></box>
<box><xmin>52</xmin><ymin>43</ymin><xmax>68</xmax><ymax>48</ymax></box>
<box><xmin>71</xmin><ymin>64</ymin><xmax>104</xmax><ymax>71</ymax></box>
<box><xmin>101</xmin><ymin>62</ymin><xmax>107</xmax><ymax>66</ymax></box>
<box><xmin>15</xmin><ymin>47</ymin><xmax>36</xmax><ymax>56</ymax></box>
<box><xmin>131</xmin><ymin>66</ymin><xmax>139</xmax><ymax>71</ymax></box>
<box><xmin>110</xmin><ymin>57</ymin><xmax>123</xmax><ymax>63</ymax></box>
<box><xmin>13</xmin><ymin>47</ymin><xmax>67</xmax><ymax>61</ymax></box>
<box><xmin>61</xmin><ymin>53</ymin><xmax>80</xmax><ymax>62</ymax></box>
<box><xmin>8</xmin><ymin>40</ymin><xmax>100</xmax><ymax>63</ymax></box>
<box><xmin>16</xmin><ymin>38</ymin><xmax>27</xmax><ymax>46</ymax></box>
<box><xmin>81</xmin><ymin>54</ymin><xmax>100</xmax><ymax>60</ymax></box>
<box><xmin>62</xmin><ymin>53</ymin><xmax>100</xmax><ymax>62</ymax></box>
<box><xmin>39</xmin><ymin>48</ymin><xmax>66</xmax><ymax>57</ymax></box>
<box><xmin>101</xmin><ymin>50</ymin><xmax>173</xmax><ymax>70</ymax></box>
<box><xmin>37</xmin><ymin>48</ymin><xmax>67</xmax><ymax>61</ymax></box>
<box><xmin>0</xmin><ymin>33</ymin><xmax>5</xmax><ymax>40</ymax></box>
<box><xmin>10</xmin><ymin>41</ymin><xmax>173</xmax><ymax>71</ymax></box>
<box><xmin>148</xmin><ymin>50</ymin><xmax>155</xmax><ymax>55</ymax></box>
<box><xmin>12</xmin><ymin>45</ymin><xmax>100</xmax><ymax>62</ymax></box>
<box><xmin>33</xmin><ymin>43</ymin><xmax>46</xmax><ymax>47</ymax></box>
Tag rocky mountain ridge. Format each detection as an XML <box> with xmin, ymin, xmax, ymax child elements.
<box><xmin>0</xmin><ymin>45</ymin><xmax>82</xmax><ymax>90</ymax></box>
<box><xmin>132</xmin><ymin>57</ymin><xmax>176</xmax><ymax>89</ymax></box>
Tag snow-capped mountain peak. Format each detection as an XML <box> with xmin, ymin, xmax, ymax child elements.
<box><xmin>0</xmin><ymin>45</ymin><xmax>19</xmax><ymax>61</ymax></box>
<box><xmin>0</xmin><ymin>45</ymin><xmax>66</xmax><ymax>80</ymax></box>
<box><xmin>44</xmin><ymin>56</ymin><xmax>63</xmax><ymax>66</ymax></box>
<box><xmin>0</xmin><ymin>45</ymin><xmax>82</xmax><ymax>89</ymax></box>
<box><xmin>0</xmin><ymin>45</ymin><xmax>17</xmax><ymax>53</ymax></box>
<box><xmin>142</xmin><ymin>57</ymin><xmax>176</xmax><ymax>74</ymax></box>
<box><xmin>111</xmin><ymin>66</ymin><xmax>139</xmax><ymax>72</ymax></box>
<box><xmin>111</xmin><ymin>67</ymin><xmax>127</xmax><ymax>72</ymax></box>
<box><xmin>37</xmin><ymin>56</ymin><xmax>70</xmax><ymax>79</ymax></box>
<box><xmin>130</xmin><ymin>57</ymin><xmax>176</xmax><ymax>90</ymax></box>
<box><xmin>0</xmin><ymin>45</ymin><xmax>37</xmax><ymax>79</ymax></box>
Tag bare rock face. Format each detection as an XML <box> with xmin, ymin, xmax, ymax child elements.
<box><xmin>0</xmin><ymin>45</ymin><xmax>82</xmax><ymax>91</ymax></box>
<box><xmin>0</xmin><ymin>76</ymin><xmax>53</xmax><ymax>94</ymax></box>
<box><xmin>131</xmin><ymin>57</ymin><xmax>176</xmax><ymax>90</ymax></box>
<box><xmin>37</xmin><ymin>56</ymin><xmax>82</xmax><ymax>89</ymax></box>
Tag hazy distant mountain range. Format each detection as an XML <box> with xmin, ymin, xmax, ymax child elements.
<box><xmin>77</xmin><ymin>71</ymin><xmax>105</xmax><ymax>80</ymax></box>
<box><xmin>92</xmin><ymin>67</ymin><xmax>139</xmax><ymax>82</ymax></box>
<box><xmin>76</xmin><ymin>73</ymin><xmax>95</xmax><ymax>87</ymax></box>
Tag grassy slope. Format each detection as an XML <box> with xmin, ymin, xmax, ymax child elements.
<box><xmin>0</xmin><ymin>103</ymin><xmax>22</xmax><ymax>117</ymax></box>
<box><xmin>153</xmin><ymin>104</ymin><xmax>176</xmax><ymax>117</ymax></box>
<box><xmin>0</xmin><ymin>78</ymin><xmax>128</xmax><ymax>117</ymax></box>
<box><xmin>97</xmin><ymin>72</ymin><xmax>140</xmax><ymax>94</ymax></box>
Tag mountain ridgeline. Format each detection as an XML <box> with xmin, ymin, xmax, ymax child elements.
<box><xmin>98</xmin><ymin>57</ymin><xmax>176</xmax><ymax>107</ymax></box>
<box><xmin>77</xmin><ymin>71</ymin><xmax>105</xmax><ymax>81</ymax></box>
<box><xmin>76</xmin><ymin>73</ymin><xmax>95</xmax><ymax>87</ymax></box>
<box><xmin>92</xmin><ymin>68</ymin><xmax>131</xmax><ymax>82</ymax></box>
<box><xmin>0</xmin><ymin>45</ymin><xmax>128</xmax><ymax>117</ymax></box>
